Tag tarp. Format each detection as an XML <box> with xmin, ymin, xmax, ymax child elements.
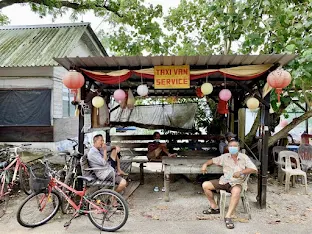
<box><xmin>110</xmin><ymin>103</ymin><xmax>197</xmax><ymax>130</ymax></box>
<box><xmin>0</xmin><ymin>90</ymin><xmax>51</xmax><ymax>126</ymax></box>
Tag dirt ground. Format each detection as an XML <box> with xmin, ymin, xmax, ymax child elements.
<box><xmin>1</xmin><ymin>162</ymin><xmax>312</xmax><ymax>233</ymax></box>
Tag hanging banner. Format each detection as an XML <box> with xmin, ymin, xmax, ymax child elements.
<box><xmin>154</xmin><ymin>65</ymin><xmax>190</xmax><ymax>89</ymax></box>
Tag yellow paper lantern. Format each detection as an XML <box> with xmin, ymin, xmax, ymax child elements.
<box><xmin>246</xmin><ymin>97</ymin><xmax>259</xmax><ymax>110</ymax></box>
<box><xmin>92</xmin><ymin>96</ymin><xmax>105</xmax><ymax>108</ymax></box>
<box><xmin>201</xmin><ymin>83</ymin><xmax>213</xmax><ymax>95</ymax></box>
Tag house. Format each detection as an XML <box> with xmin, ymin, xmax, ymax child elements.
<box><xmin>0</xmin><ymin>23</ymin><xmax>107</xmax><ymax>145</ymax></box>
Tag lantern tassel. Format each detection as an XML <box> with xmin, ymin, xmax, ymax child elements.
<box><xmin>276</xmin><ymin>88</ymin><xmax>282</xmax><ymax>103</ymax></box>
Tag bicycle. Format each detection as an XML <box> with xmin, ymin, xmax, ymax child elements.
<box><xmin>0</xmin><ymin>144</ymin><xmax>32</xmax><ymax>217</ymax></box>
<box><xmin>16</xmin><ymin>160</ymin><xmax>129</xmax><ymax>232</ymax></box>
<box><xmin>57</xmin><ymin>138</ymin><xmax>83</xmax><ymax>214</ymax></box>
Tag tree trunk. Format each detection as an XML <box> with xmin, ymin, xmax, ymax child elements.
<box><xmin>245</xmin><ymin>110</ymin><xmax>261</xmax><ymax>145</ymax></box>
<box><xmin>268</xmin><ymin>110</ymin><xmax>312</xmax><ymax>147</ymax></box>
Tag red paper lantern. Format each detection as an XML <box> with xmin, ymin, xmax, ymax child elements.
<box><xmin>63</xmin><ymin>70</ymin><xmax>85</xmax><ymax>90</ymax></box>
<box><xmin>63</xmin><ymin>70</ymin><xmax>85</xmax><ymax>101</ymax></box>
<box><xmin>217</xmin><ymin>100</ymin><xmax>229</xmax><ymax>114</ymax></box>
<box><xmin>267</xmin><ymin>69</ymin><xmax>292</xmax><ymax>102</ymax></box>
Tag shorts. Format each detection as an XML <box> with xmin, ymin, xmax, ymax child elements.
<box><xmin>210</xmin><ymin>179</ymin><xmax>241</xmax><ymax>193</ymax></box>
<box><xmin>105</xmin><ymin>173</ymin><xmax>123</xmax><ymax>185</ymax></box>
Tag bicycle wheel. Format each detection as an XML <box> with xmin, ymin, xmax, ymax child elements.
<box><xmin>17</xmin><ymin>190</ymin><xmax>60</xmax><ymax>228</ymax></box>
<box><xmin>0</xmin><ymin>181</ymin><xmax>9</xmax><ymax>218</ymax></box>
<box><xmin>19</xmin><ymin>165</ymin><xmax>31</xmax><ymax>195</ymax></box>
<box><xmin>88</xmin><ymin>189</ymin><xmax>129</xmax><ymax>232</ymax></box>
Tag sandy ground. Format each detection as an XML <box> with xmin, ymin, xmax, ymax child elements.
<box><xmin>1</xmin><ymin>162</ymin><xmax>312</xmax><ymax>234</ymax></box>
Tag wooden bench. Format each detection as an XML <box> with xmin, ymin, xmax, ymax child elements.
<box><xmin>110</xmin><ymin>134</ymin><xmax>221</xmax><ymax>184</ymax></box>
<box><xmin>162</xmin><ymin>156</ymin><xmax>223</xmax><ymax>201</ymax></box>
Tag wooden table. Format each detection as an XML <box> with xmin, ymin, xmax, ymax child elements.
<box><xmin>162</xmin><ymin>157</ymin><xmax>223</xmax><ymax>202</ymax></box>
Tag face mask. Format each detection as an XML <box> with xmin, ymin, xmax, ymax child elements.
<box><xmin>154</xmin><ymin>139</ymin><xmax>160</xmax><ymax>142</ymax></box>
<box><xmin>228</xmin><ymin>146</ymin><xmax>239</xmax><ymax>155</ymax></box>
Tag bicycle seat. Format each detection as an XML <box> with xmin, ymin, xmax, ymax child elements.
<box><xmin>0</xmin><ymin>161</ymin><xmax>7</xmax><ymax>169</ymax></box>
<box><xmin>58</xmin><ymin>151</ymin><xmax>70</xmax><ymax>156</ymax></box>
<box><xmin>77</xmin><ymin>175</ymin><xmax>95</xmax><ymax>182</ymax></box>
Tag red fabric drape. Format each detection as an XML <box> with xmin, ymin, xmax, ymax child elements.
<box><xmin>81</xmin><ymin>69</ymin><xmax>268</xmax><ymax>85</ymax></box>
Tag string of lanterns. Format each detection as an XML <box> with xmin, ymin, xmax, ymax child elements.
<box><xmin>62</xmin><ymin>67</ymin><xmax>292</xmax><ymax>114</ymax></box>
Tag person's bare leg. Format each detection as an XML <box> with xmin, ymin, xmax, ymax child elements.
<box><xmin>202</xmin><ymin>181</ymin><xmax>218</xmax><ymax>209</ymax></box>
<box><xmin>225</xmin><ymin>185</ymin><xmax>241</xmax><ymax>218</ymax></box>
<box><xmin>110</xmin><ymin>149</ymin><xmax>126</xmax><ymax>175</ymax></box>
<box><xmin>115</xmin><ymin>178</ymin><xmax>127</xmax><ymax>193</ymax></box>
<box><xmin>159</xmin><ymin>144</ymin><xmax>176</xmax><ymax>157</ymax></box>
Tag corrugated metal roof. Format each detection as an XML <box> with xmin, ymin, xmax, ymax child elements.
<box><xmin>0</xmin><ymin>23</ymin><xmax>107</xmax><ymax>68</ymax></box>
<box><xmin>54</xmin><ymin>54</ymin><xmax>297</xmax><ymax>70</ymax></box>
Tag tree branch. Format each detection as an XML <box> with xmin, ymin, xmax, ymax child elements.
<box><xmin>0</xmin><ymin>0</ymin><xmax>123</xmax><ymax>17</ymax></box>
<box><xmin>268</xmin><ymin>110</ymin><xmax>312</xmax><ymax>147</ymax></box>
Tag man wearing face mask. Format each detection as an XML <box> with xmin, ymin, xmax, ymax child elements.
<box><xmin>201</xmin><ymin>139</ymin><xmax>257</xmax><ymax>229</ymax></box>
<box><xmin>147</xmin><ymin>132</ymin><xmax>176</xmax><ymax>161</ymax></box>
<box><xmin>219</xmin><ymin>132</ymin><xmax>236</xmax><ymax>154</ymax></box>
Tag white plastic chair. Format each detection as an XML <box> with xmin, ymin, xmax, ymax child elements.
<box><xmin>215</xmin><ymin>175</ymin><xmax>251</xmax><ymax>220</ymax></box>
<box><xmin>279</xmin><ymin>151</ymin><xmax>308</xmax><ymax>194</ymax></box>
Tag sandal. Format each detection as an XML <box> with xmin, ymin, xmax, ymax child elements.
<box><xmin>203</xmin><ymin>208</ymin><xmax>220</xmax><ymax>214</ymax></box>
<box><xmin>224</xmin><ymin>218</ymin><xmax>235</xmax><ymax>229</ymax></box>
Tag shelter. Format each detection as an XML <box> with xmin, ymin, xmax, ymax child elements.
<box><xmin>0</xmin><ymin>23</ymin><xmax>107</xmax><ymax>143</ymax></box>
<box><xmin>55</xmin><ymin>54</ymin><xmax>296</xmax><ymax>208</ymax></box>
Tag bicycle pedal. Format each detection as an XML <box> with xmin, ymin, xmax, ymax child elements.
<box><xmin>63</xmin><ymin>221</ymin><xmax>71</xmax><ymax>228</ymax></box>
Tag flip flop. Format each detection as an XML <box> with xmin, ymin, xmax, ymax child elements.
<box><xmin>224</xmin><ymin>218</ymin><xmax>235</xmax><ymax>229</ymax></box>
<box><xmin>203</xmin><ymin>208</ymin><xmax>220</xmax><ymax>214</ymax></box>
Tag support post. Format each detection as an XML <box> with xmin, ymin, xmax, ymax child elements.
<box><xmin>257</xmin><ymin>93</ymin><xmax>270</xmax><ymax>208</ymax></box>
<box><xmin>78</xmin><ymin>81</ymin><xmax>86</xmax><ymax>154</ymax></box>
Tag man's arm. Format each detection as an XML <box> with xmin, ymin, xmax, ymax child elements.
<box><xmin>201</xmin><ymin>159</ymin><xmax>213</xmax><ymax>174</ymax></box>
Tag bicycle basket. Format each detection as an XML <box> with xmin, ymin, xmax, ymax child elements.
<box><xmin>29</xmin><ymin>164</ymin><xmax>51</xmax><ymax>193</ymax></box>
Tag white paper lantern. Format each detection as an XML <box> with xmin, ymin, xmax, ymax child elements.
<box><xmin>137</xmin><ymin>84</ymin><xmax>148</xmax><ymax>97</ymax></box>
<box><xmin>246</xmin><ymin>97</ymin><xmax>259</xmax><ymax>110</ymax></box>
<box><xmin>92</xmin><ymin>96</ymin><xmax>105</xmax><ymax>108</ymax></box>
<box><xmin>201</xmin><ymin>83</ymin><xmax>213</xmax><ymax>95</ymax></box>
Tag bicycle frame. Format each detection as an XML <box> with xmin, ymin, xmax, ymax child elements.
<box><xmin>0</xmin><ymin>156</ymin><xmax>27</xmax><ymax>197</ymax></box>
<box><xmin>47</xmin><ymin>177</ymin><xmax>108</xmax><ymax>214</ymax></box>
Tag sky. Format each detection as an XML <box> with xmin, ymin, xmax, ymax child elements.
<box><xmin>2</xmin><ymin>0</ymin><xmax>181</xmax><ymax>32</ymax></box>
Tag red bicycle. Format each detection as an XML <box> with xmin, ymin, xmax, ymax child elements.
<box><xmin>0</xmin><ymin>144</ymin><xmax>32</xmax><ymax>217</ymax></box>
<box><xmin>16</xmin><ymin>160</ymin><xmax>129</xmax><ymax>232</ymax></box>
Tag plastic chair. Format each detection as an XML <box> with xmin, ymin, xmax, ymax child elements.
<box><xmin>215</xmin><ymin>175</ymin><xmax>251</xmax><ymax>220</ymax></box>
<box><xmin>279</xmin><ymin>151</ymin><xmax>308</xmax><ymax>194</ymax></box>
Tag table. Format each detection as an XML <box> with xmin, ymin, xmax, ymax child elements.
<box><xmin>162</xmin><ymin>157</ymin><xmax>223</xmax><ymax>202</ymax></box>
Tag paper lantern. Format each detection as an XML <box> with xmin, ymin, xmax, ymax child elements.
<box><xmin>92</xmin><ymin>96</ymin><xmax>105</xmax><ymax>108</ymax></box>
<box><xmin>63</xmin><ymin>70</ymin><xmax>84</xmax><ymax>90</ymax></box>
<box><xmin>246</xmin><ymin>97</ymin><xmax>260</xmax><ymax>110</ymax></box>
<box><xmin>201</xmin><ymin>83</ymin><xmax>213</xmax><ymax>95</ymax></box>
<box><xmin>196</xmin><ymin>87</ymin><xmax>204</xmax><ymax>98</ymax></box>
<box><xmin>219</xmin><ymin>89</ymin><xmax>232</xmax><ymax>101</ymax></box>
<box><xmin>127</xmin><ymin>89</ymin><xmax>135</xmax><ymax>109</ymax></box>
<box><xmin>267</xmin><ymin>69</ymin><xmax>292</xmax><ymax>102</ymax></box>
<box><xmin>280</xmin><ymin>119</ymin><xmax>288</xmax><ymax>128</ymax></box>
<box><xmin>63</xmin><ymin>70</ymin><xmax>85</xmax><ymax>101</ymax></box>
<box><xmin>217</xmin><ymin>100</ymin><xmax>229</xmax><ymax>115</ymax></box>
<box><xmin>113</xmin><ymin>89</ymin><xmax>126</xmax><ymax>102</ymax></box>
<box><xmin>137</xmin><ymin>84</ymin><xmax>148</xmax><ymax>97</ymax></box>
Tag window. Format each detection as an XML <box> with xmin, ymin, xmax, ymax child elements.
<box><xmin>62</xmin><ymin>86</ymin><xmax>76</xmax><ymax>117</ymax></box>
<box><xmin>0</xmin><ymin>89</ymin><xmax>51</xmax><ymax>126</ymax></box>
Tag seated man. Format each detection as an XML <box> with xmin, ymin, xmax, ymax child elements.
<box><xmin>147</xmin><ymin>132</ymin><xmax>176</xmax><ymax>161</ymax></box>
<box><xmin>219</xmin><ymin>132</ymin><xmax>236</xmax><ymax>154</ymax></box>
<box><xmin>201</xmin><ymin>139</ymin><xmax>257</xmax><ymax>229</ymax></box>
<box><xmin>88</xmin><ymin>134</ymin><xmax>127</xmax><ymax>194</ymax></box>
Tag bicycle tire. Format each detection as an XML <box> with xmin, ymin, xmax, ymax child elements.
<box><xmin>17</xmin><ymin>190</ymin><xmax>60</xmax><ymax>228</ymax></box>
<box><xmin>19</xmin><ymin>165</ymin><xmax>31</xmax><ymax>195</ymax></box>
<box><xmin>61</xmin><ymin>170</ymin><xmax>74</xmax><ymax>214</ymax></box>
<box><xmin>88</xmin><ymin>189</ymin><xmax>129</xmax><ymax>232</ymax></box>
<box><xmin>0</xmin><ymin>181</ymin><xmax>9</xmax><ymax>218</ymax></box>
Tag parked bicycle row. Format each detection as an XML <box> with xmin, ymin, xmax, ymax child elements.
<box><xmin>0</xmin><ymin>139</ymin><xmax>129</xmax><ymax>232</ymax></box>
